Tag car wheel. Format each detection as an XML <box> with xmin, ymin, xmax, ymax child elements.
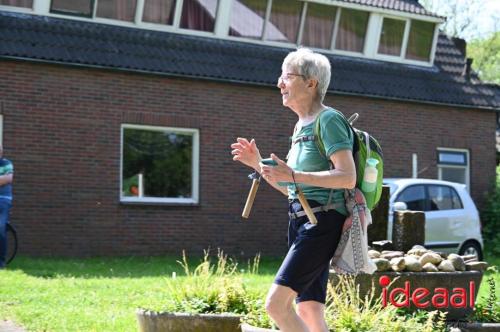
<box><xmin>459</xmin><ymin>241</ymin><xmax>483</xmax><ymax>261</ymax></box>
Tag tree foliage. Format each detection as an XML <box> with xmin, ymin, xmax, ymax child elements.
<box><xmin>468</xmin><ymin>32</ymin><xmax>500</xmax><ymax>84</ymax></box>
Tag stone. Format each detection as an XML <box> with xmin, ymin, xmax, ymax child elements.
<box><xmin>419</xmin><ymin>252</ymin><xmax>443</xmax><ymax>266</ymax></box>
<box><xmin>447</xmin><ymin>254</ymin><xmax>466</xmax><ymax>271</ymax></box>
<box><xmin>368</xmin><ymin>250</ymin><xmax>381</xmax><ymax>259</ymax></box>
<box><xmin>466</xmin><ymin>262</ymin><xmax>489</xmax><ymax>271</ymax></box>
<box><xmin>372</xmin><ymin>258</ymin><xmax>391</xmax><ymax>272</ymax></box>
<box><xmin>438</xmin><ymin>260</ymin><xmax>456</xmax><ymax>272</ymax></box>
<box><xmin>407</xmin><ymin>248</ymin><xmax>429</xmax><ymax>256</ymax></box>
<box><xmin>422</xmin><ymin>262</ymin><xmax>439</xmax><ymax>272</ymax></box>
<box><xmin>390</xmin><ymin>257</ymin><xmax>406</xmax><ymax>272</ymax></box>
<box><xmin>462</xmin><ymin>254</ymin><xmax>478</xmax><ymax>262</ymax></box>
<box><xmin>392</xmin><ymin>211</ymin><xmax>425</xmax><ymax>252</ymax></box>
<box><xmin>404</xmin><ymin>256</ymin><xmax>423</xmax><ymax>272</ymax></box>
<box><xmin>411</xmin><ymin>245</ymin><xmax>426</xmax><ymax>250</ymax></box>
<box><xmin>380</xmin><ymin>251</ymin><xmax>404</xmax><ymax>260</ymax></box>
<box><xmin>371</xmin><ymin>240</ymin><xmax>394</xmax><ymax>252</ymax></box>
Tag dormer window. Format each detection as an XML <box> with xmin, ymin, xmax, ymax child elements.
<box><xmin>375</xmin><ymin>16</ymin><xmax>436</xmax><ymax>63</ymax></box>
<box><xmin>406</xmin><ymin>20</ymin><xmax>435</xmax><ymax>62</ymax></box>
<box><xmin>1</xmin><ymin>0</ymin><xmax>442</xmax><ymax>66</ymax></box>
<box><xmin>142</xmin><ymin>0</ymin><xmax>176</xmax><ymax>25</ymax></box>
<box><xmin>0</xmin><ymin>0</ymin><xmax>32</xmax><ymax>8</ymax></box>
<box><xmin>335</xmin><ymin>8</ymin><xmax>369</xmax><ymax>53</ymax></box>
<box><xmin>302</xmin><ymin>2</ymin><xmax>337</xmax><ymax>49</ymax></box>
<box><xmin>378</xmin><ymin>17</ymin><xmax>406</xmax><ymax>56</ymax></box>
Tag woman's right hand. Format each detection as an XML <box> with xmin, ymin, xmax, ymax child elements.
<box><xmin>230</xmin><ymin>138</ymin><xmax>262</xmax><ymax>171</ymax></box>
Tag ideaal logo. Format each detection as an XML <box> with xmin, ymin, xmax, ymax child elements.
<box><xmin>379</xmin><ymin>276</ymin><xmax>476</xmax><ymax>309</ymax></box>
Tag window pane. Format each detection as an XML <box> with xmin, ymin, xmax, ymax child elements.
<box><xmin>180</xmin><ymin>0</ymin><xmax>219</xmax><ymax>32</ymax></box>
<box><xmin>406</xmin><ymin>20</ymin><xmax>434</xmax><ymax>61</ymax></box>
<box><xmin>229</xmin><ymin>0</ymin><xmax>267</xmax><ymax>39</ymax></box>
<box><xmin>451</xmin><ymin>188</ymin><xmax>463</xmax><ymax>209</ymax></box>
<box><xmin>0</xmin><ymin>0</ymin><xmax>32</xmax><ymax>7</ymax></box>
<box><xmin>266</xmin><ymin>0</ymin><xmax>302</xmax><ymax>43</ymax></box>
<box><xmin>440</xmin><ymin>167</ymin><xmax>466</xmax><ymax>185</ymax></box>
<box><xmin>335</xmin><ymin>8</ymin><xmax>369</xmax><ymax>53</ymax></box>
<box><xmin>428</xmin><ymin>185</ymin><xmax>453</xmax><ymax>211</ymax></box>
<box><xmin>143</xmin><ymin>0</ymin><xmax>176</xmax><ymax>25</ymax></box>
<box><xmin>378</xmin><ymin>17</ymin><xmax>405</xmax><ymax>56</ymax></box>
<box><xmin>302</xmin><ymin>3</ymin><xmax>336</xmax><ymax>49</ymax></box>
<box><xmin>51</xmin><ymin>0</ymin><xmax>93</xmax><ymax>16</ymax></box>
<box><xmin>397</xmin><ymin>185</ymin><xmax>426</xmax><ymax>211</ymax></box>
<box><xmin>96</xmin><ymin>0</ymin><xmax>137</xmax><ymax>22</ymax></box>
<box><xmin>438</xmin><ymin>151</ymin><xmax>466</xmax><ymax>165</ymax></box>
<box><xmin>122</xmin><ymin>128</ymin><xmax>193</xmax><ymax>199</ymax></box>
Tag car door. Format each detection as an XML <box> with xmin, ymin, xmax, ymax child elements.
<box><xmin>425</xmin><ymin>184</ymin><xmax>464</xmax><ymax>251</ymax></box>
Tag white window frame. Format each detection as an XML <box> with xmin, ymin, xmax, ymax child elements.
<box><xmin>120</xmin><ymin>124</ymin><xmax>200</xmax><ymax>205</ymax></box>
<box><xmin>0</xmin><ymin>114</ymin><xmax>3</xmax><ymax>144</ymax></box>
<box><xmin>437</xmin><ymin>148</ymin><xmax>470</xmax><ymax>192</ymax></box>
<box><xmin>2</xmin><ymin>0</ymin><xmax>444</xmax><ymax>67</ymax></box>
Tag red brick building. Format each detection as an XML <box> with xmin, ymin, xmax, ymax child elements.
<box><xmin>0</xmin><ymin>0</ymin><xmax>498</xmax><ymax>257</ymax></box>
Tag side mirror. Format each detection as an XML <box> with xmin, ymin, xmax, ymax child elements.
<box><xmin>393</xmin><ymin>201</ymin><xmax>408</xmax><ymax>211</ymax></box>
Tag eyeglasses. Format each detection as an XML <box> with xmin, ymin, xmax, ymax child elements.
<box><xmin>278</xmin><ymin>73</ymin><xmax>305</xmax><ymax>83</ymax></box>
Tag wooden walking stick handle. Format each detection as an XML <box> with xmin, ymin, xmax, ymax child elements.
<box><xmin>241</xmin><ymin>172</ymin><xmax>260</xmax><ymax>219</ymax></box>
<box><xmin>297</xmin><ymin>188</ymin><xmax>318</xmax><ymax>224</ymax></box>
<box><xmin>242</xmin><ymin>178</ymin><xmax>260</xmax><ymax>219</ymax></box>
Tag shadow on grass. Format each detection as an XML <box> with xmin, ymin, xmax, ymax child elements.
<box><xmin>7</xmin><ymin>255</ymin><xmax>282</xmax><ymax>279</ymax></box>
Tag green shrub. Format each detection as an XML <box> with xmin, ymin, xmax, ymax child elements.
<box><xmin>470</xmin><ymin>266</ymin><xmax>500</xmax><ymax>323</ymax></box>
<box><xmin>480</xmin><ymin>165</ymin><xmax>500</xmax><ymax>257</ymax></box>
<box><xmin>325</xmin><ymin>276</ymin><xmax>447</xmax><ymax>332</ymax></box>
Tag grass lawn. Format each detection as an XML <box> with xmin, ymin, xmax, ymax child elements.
<box><xmin>0</xmin><ymin>255</ymin><xmax>280</xmax><ymax>332</ymax></box>
<box><xmin>0</xmin><ymin>254</ymin><xmax>498</xmax><ymax>331</ymax></box>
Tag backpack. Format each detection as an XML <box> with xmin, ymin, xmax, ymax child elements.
<box><xmin>313</xmin><ymin>109</ymin><xmax>384</xmax><ymax>210</ymax></box>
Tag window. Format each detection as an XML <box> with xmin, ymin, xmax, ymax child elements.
<box><xmin>96</xmin><ymin>0</ymin><xmax>137</xmax><ymax>22</ymax></box>
<box><xmin>51</xmin><ymin>0</ymin><xmax>94</xmax><ymax>17</ymax></box>
<box><xmin>428</xmin><ymin>185</ymin><xmax>463</xmax><ymax>211</ymax></box>
<box><xmin>406</xmin><ymin>20</ymin><xmax>434</xmax><ymax>61</ymax></box>
<box><xmin>378</xmin><ymin>17</ymin><xmax>405</xmax><ymax>56</ymax></box>
<box><xmin>180</xmin><ymin>0</ymin><xmax>219</xmax><ymax>32</ymax></box>
<box><xmin>335</xmin><ymin>8</ymin><xmax>369</xmax><ymax>53</ymax></box>
<box><xmin>302</xmin><ymin>3</ymin><xmax>337</xmax><ymax>49</ymax></box>
<box><xmin>0</xmin><ymin>0</ymin><xmax>32</xmax><ymax>7</ymax></box>
<box><xmin>396</xmin><ymin>185</ymin><xmax>426</xmax><ymax>211</ymax></box>
<box><xmin>229</xmin><ymin>0</ymin><xmax>267</xmax><ymax>39</ymax></box>
<box><xmin>266</xmin><ymin>0</ymin><xmax>302</xmax><ymax>42</ymax></box>
<box><xmin>142</xmin><ymin>0</ymin><xmax>176</xmax><ymax>25</ymax></box>
<box><xmin>437</xmin><ymin>149</ymin><xmax>469</xmax><ymax>190</ymax></box>
<box><xmin>121</xmin><ymin>124</ymin><xmax>199</xmax><ymax>204</ymax></box>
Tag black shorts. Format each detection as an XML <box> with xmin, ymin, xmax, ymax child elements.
<box><xmin>274</xmin><ymin>199</ymin><xmax>346</xmax><ymax>304</ymax></box>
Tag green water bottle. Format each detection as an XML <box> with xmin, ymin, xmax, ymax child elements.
<box><xmin>361</xmin><ymin>158</ymin><xmax>379</xmax><ymax>208</ymax></box>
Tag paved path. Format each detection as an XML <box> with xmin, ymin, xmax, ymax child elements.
<box><xmin>0</xmin><ymin>320</ymin><xmax>26</xmax><ymax>332</ymax></box>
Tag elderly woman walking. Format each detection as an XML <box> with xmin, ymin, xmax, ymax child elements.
<box><xmin>231</xmin><ymin>48</ymin><xmax>356</xmax><ymax>332</ymax></box>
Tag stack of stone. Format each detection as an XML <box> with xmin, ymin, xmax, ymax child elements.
<box><xmin>368</xmin><ymin>245</ymin><xmax>489</xmax><ymax>273</ymax></box>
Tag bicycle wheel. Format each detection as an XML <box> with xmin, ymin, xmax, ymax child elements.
<box><xmin>6</xmin><ymin>223</ymin><xmax>17</xmax><ymax>264</ymax></box>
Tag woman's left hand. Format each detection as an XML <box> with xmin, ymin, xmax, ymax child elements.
<box><xmin>260</xmin><ymin>153</ymin><xmax>293</xmax><ymax>183</ymax></box>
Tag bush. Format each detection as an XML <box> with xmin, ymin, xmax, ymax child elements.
<box><xmin>480</xmin><ymin>165</ymin><xmax>500</xmax><ymax>257</ymax></box>
<box><xmin>325</xmin><ymin>276</ymin><xmax>447</xmax><ymax>332</ymax></box>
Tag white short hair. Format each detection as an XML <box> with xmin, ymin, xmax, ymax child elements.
<box><xmin>282</xmin><ymin>48</ymin><xmax>331</xmax><ymax>102</ymax></box>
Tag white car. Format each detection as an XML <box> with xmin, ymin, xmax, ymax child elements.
<box><xmin>384</xmin><ymin>178</ymin><xmax>484</xmax><ymax>260</ymax></box>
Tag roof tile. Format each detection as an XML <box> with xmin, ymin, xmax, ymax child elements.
<box><xmin>0</xmin><ymin>10</ymin><xmax>497</xmax><ymax>109</ymax></box>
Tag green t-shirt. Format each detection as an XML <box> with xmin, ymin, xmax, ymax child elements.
<box><xmin>286</xmin><ymin>108</ymin><xmax>353</xmax><ymax>216</ymax></box>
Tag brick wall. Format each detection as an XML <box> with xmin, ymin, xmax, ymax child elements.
<box><xmin>0</xmin><ymin>60</ymin><xmax>496</xmax><ymax>257</ymax></box>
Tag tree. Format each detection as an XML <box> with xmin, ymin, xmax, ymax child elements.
<box><xmin>419</xmin><ymin>0</ymin><xmax>500</xmax><ymax>83</ymax></box>
<box><xmin>468</xmin><ymin>32</ymin><xmax>500</xmax><ymax>84</ymax></box>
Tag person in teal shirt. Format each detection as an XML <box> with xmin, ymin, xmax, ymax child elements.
<box><xmin>0</xmin><ymin>144</ymin><xmax>13</xmax><ymax>269</ymax></box>
<box><xmin>231</xmin><ymin>48</ymin><xmax>355</xmax><ymax>332</ymax></box>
